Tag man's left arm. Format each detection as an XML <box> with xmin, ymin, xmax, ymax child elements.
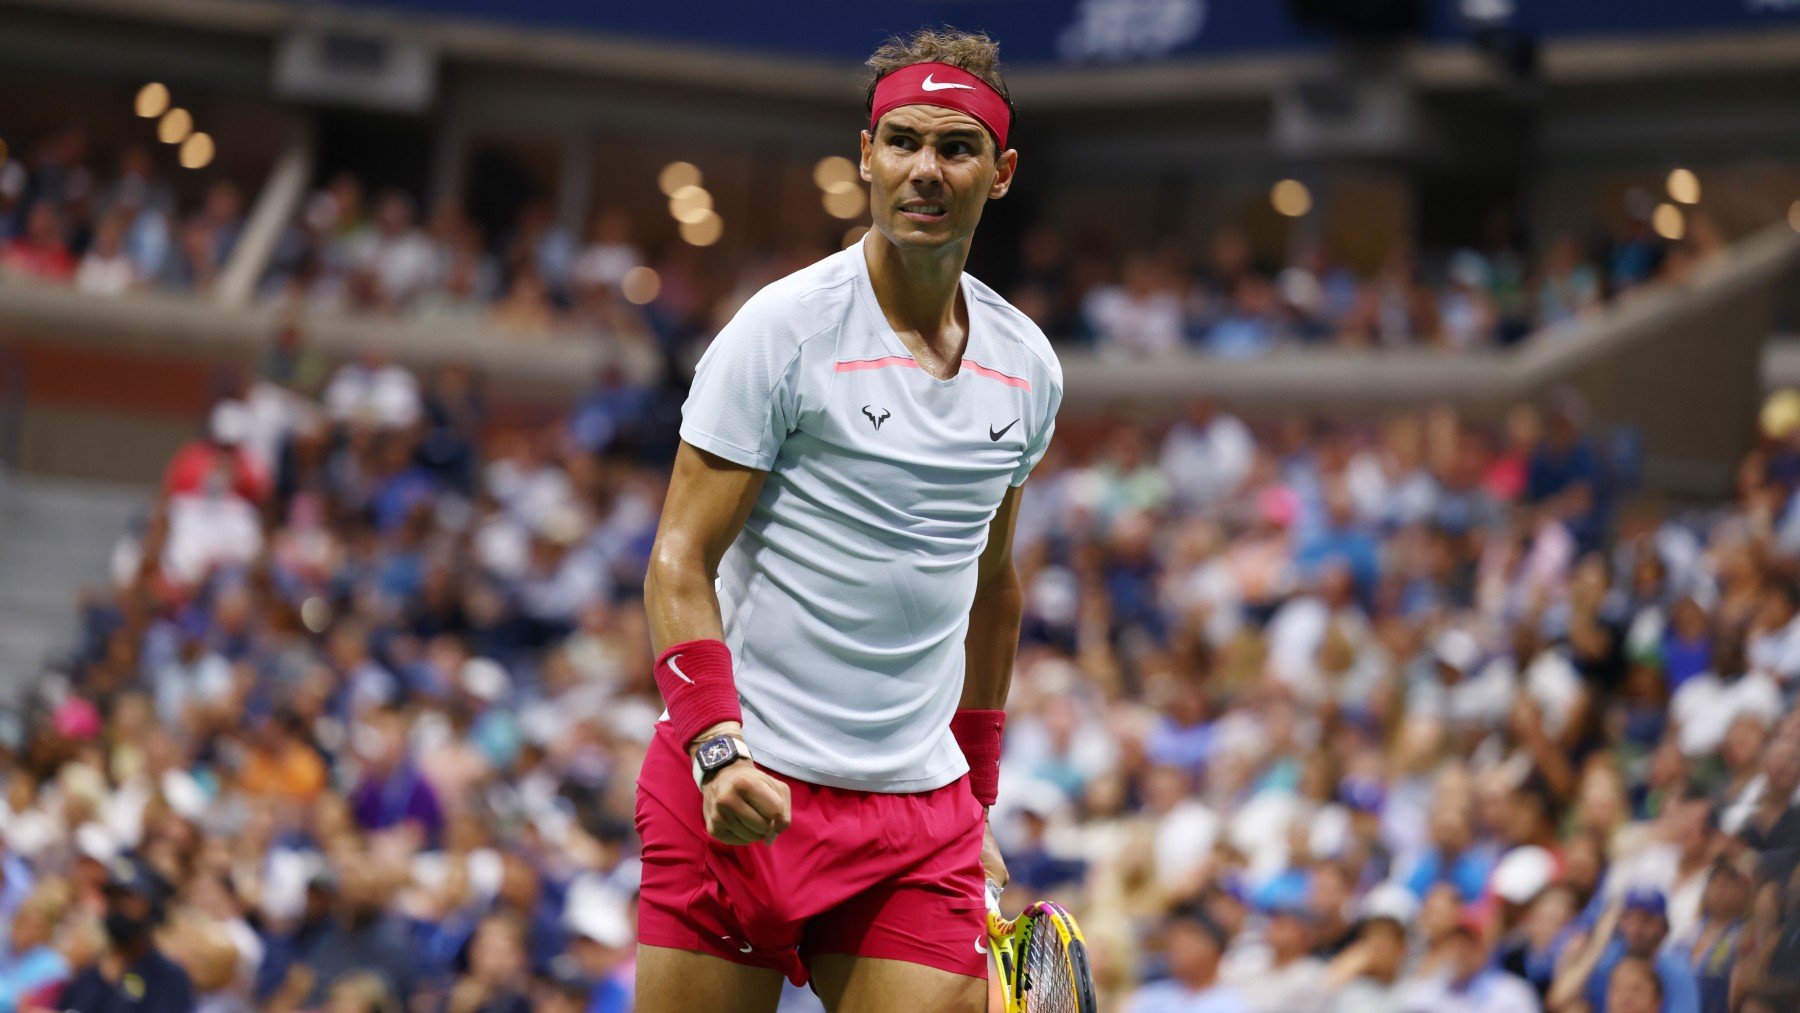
<box><xmin>958</xmin><ymin>484</ymin><xmax>1027</xmax><ymax>886</ymax></box>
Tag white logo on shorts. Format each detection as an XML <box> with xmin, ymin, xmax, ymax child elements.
<box><xmin>975</xmin><ymin>935</ymin><xmax>989</xmax><ymax>954</ymax></box>
<box><xmin>722</xmin><ymin>934</ymin><xmax>754</xmax><ymax>954</ymax></box>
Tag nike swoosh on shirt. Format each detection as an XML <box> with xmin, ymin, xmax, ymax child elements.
<box><xmin>668</xmin><ymin>655</ymin><xmax>695</xmax><ymax>685</ymax></box>
<box><xmin>990</xmin><ymin>419</ymin><xmax>1020</xmax><ymax>442</ymax></box>
<box><xmin>921</xmin><ymin>74</ymin><xmax>976</xmax><ymax>92</ymax></box>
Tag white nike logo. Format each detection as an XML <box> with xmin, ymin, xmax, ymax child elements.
<box><xmin>921</xmin><ymin>74</ymin><xmax>976</xmax><ymax>92</ymax></box>
<box><xmin>668</xmin><ymin>654</ymin><xmax>695</xmax><ymax>685</ymax></box>
<box><xmin>720</xmin><ymin>935</ymin><xmax>754</xmax><ymax>954</ymax></box>
<box><xmin>975</xmin><ymin>935</ymin><xmax>988</xmax><ymax>954</ymax></box>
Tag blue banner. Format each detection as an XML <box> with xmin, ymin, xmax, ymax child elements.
<box><xmin>293</xmin><ymin>0</ymin><xmax>1800</xmax><ymax>65</ymax></box>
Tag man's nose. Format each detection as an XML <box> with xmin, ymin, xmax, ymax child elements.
<box><xmin>910</xmin><ymin>146</ymin><xmax>943</xmax><ymax>186</ymax></box>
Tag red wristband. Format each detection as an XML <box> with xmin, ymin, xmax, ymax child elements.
<box><xmin>950</xmin><ymin>708</ymin><xmax>1006</xmax><ymax>808</ymax></box>
<box><xmin>653</xmin><ymin>639</ymin><xmax>743</xmax><ymax>748</ymax></box>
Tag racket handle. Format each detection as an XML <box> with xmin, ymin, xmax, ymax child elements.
<box><xmin>985</xmin><ymin>878</ymin><xmax>1004</xmax><ymax>917</ymax></box>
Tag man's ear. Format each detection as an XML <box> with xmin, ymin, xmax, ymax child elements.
<box><xmin>988</xmin><ymin>148</ymin><xmax>1018</xmax><ymax>200</ymax></box>
<box><xmin>859</xmin><ymin>130</ymin><xmax>873</xmax><ymax>183</ymax></box>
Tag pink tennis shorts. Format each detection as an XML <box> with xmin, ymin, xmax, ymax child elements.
<box><xmin>634</xmin><ymin>722</ymin><xmax>988</xmax><ymax>986</ymax></box>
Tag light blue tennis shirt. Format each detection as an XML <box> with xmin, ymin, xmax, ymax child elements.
<box><xmin>678</xmin><ymin>239</ymin><xmax>1062</xmax><ymax>792</ymax></box>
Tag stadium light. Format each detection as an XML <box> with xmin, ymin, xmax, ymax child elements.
<box><xmin>1271</xmin><ymin>178</ymin><xmax>1312</xmax><ymax>217</ymax></box>
<box><xmin>1665</xmin><ymin>168</ymin><xmax>1700</xmax><ymax>205</ymax></box>
<box><xmin>813</xmin><ymin>156</ymin><xmax>858</xmax><ymax>190</ymax></box>
<box><xmin>821</xmin><ymin>181</ymin><xmax>867</xmax><ymax>220</ymax></box>
<box><xmin>157</xmin><ymin>108</ymin><xmax>194</xmax><ymax>145</ymax></box>
<box><xmin>657</xmin><ymin>161</ymin><xmax>702</xmax><ymax>197</ymax></box>
<box><xmin>1762</xmin><ymin>389</ymin><xmax>1800</xmax><ymax>441</ymax></box>
<box><xmin>1652</xmin><ymin>202</ymin><xmax>1685</xmax><ymax>241</ymax></box>
<box><xmin>621</xmin><ymin>266</ymin><xmax>661</xmax><ymax>304</ymax></box>
<box><xmin>135</xmin><ymin>82</ymin><xmax>171</xmax><ymax>119</ymax></box>
<box><xmin>680</xmin><ymin>210</ymin><xmax>724</xmax><ymax>247</ymax></box>
<box><xmin>841</xmin><ymin>225</ymin><xmax>869</xmax><ymax>249</ymax></box>
<box><xmin>668</xmin><ymin>184</ymin><xmax>714</xmax><ymax>224</ymax></box>
<box><xmin>179</xmin><ymin>132</ymin><xmax>215</xmax><ymax>169</ymax></box>
<box><xmin>300</xmin><ymin>596</ymin><xmax>331</xmax><ymax>634</ymax></box>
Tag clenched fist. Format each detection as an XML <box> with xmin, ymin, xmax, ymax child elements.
<box><xmin>691</xmin><ymin>722</ymin><xmax>792</xmax><ymax>846</ymax></box>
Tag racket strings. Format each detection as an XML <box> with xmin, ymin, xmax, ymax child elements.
<box><xmin>1020</xmin><ymin>918</ymin><xmax>1081</xmax><ymax>1013</ymax></box>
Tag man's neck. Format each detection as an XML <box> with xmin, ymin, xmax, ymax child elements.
<box><xmin>862</xmin><ymin>233</ymin><xmax>969</xmax><ymax>359</ymax></box>
<box><xmin>1271</xmin><ymin>948</ymin><xmax>1305</xmax><ymax>969</ymax></box>
<box><xmin>1176</xmin><ymin>969</ymin><xmax>1218</xmax><ymax>992</ymax></box>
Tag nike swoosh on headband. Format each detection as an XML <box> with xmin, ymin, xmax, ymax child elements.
<box><xmin>921</xmin><ymin>74</ymin><xmax>976</xmax><ymax>92</ymax></box>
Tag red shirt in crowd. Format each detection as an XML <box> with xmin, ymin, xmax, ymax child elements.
<box><xmin>162</xmin><ymin>441</ymin><xmax>272</xmax><ymax>504</ymax></box>
<box><xmin>0</xmin><ymin>238</ymin><xmax>75</xmax><ymax>281</ymax></box>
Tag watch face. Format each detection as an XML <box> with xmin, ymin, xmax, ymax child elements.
<box><xmin>699</xmin><ymin>739</ymin><xmax>735</xmax><ymax>768</ymax></box>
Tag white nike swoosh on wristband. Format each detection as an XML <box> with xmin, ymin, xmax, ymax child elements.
<box><xmin>668</xmin><ymin>654</ymin><xmax>695</xmax><ymax>685</ymax></box>
<box><xmin>921</xmin><ymin>74</ymin><xmax>976</xmax><ymax>92</ymax></box>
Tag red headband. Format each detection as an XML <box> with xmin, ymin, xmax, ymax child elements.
<box><xmin>869</xmin><ymin>62</ymin><xmax>1011</xmax><ymax>151</ymax></box>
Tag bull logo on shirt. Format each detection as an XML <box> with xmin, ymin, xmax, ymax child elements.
<box><xmin>862</xmin><ymin>405</ymin><xmax>892</xmax><ymax>431</ymax></box>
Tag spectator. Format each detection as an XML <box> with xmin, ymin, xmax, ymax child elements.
<box><xmin>349</xmin><ymin>709</ymin><xmax>445</xmax><ymax>847</ymax></box>
<box><xmin>1669</xmin><ymin>858</ymin><xmax>1749</xmax><ymax>1013</ymax></box>
<box><xmin>162</xmin><ymin>400</ymin><xmax>273</xmax><ymax>505</ymax></box>
<box><xmin>570</xmin><ymin>207</ymin><xmax>642</xmax><ymax>294</ymax></box>
<box><xmin>445</xmin><ymin>913</ymin><xmax>532</xmax><ymax>1013</ymax></box>
<box><xmin>0</xmin><ymin>882</ymin><xmax>77</xmax><ymax>1007</ymax></box>
<box><xmin>1605</xmin><ymin>955</ymin><xmax>1665</xmax><ymax>1013</ymax></box>
<box><xmin>298</xmin><ymin>861</ymin><xmax>418</xmax><ymax>1005</ymax></box>
<box><xmin>1224</xmin><ymin>896</ymin><xmax>1329</xmax><ymax>1012</ymax></box>
<box><xmin>75</xmin><ymin>210</ymin><xmax>140</xmax><ymax>295</ymax></box>
<box><xmin>1122</xmin><ymin>905</ymin><xmax>1252</xmax><ymax>1013</ymax></box>
<box><xmin>351</xmin><ymin>190</ymin><xmax>439</xmax><ymax>312</ymax></box>
<box><xmin>1328</xmin><ymin>915</ymin><xmax>1410</xmax><ymax>1012</ymax></box>
<box><xmin>1535</xmin><ymin>234</ymin><xmax>1603</xmax><ymax>327</ymax></box>
<box><xmin>1084</xmin><ymin>253</ymin><xmax>1186</xmax><ymax>357</ymax></box>
<box><xmin>1397</xmin><ymin>917</ymin><xmax>1537</xmax><ymax>1013</ymax></box>
<box><xmin>1</xmin><ymin>203</ymin><xmax>75</xmax><ymax>281</ymax></box>
<box><xmin>1553</xmin><ymin>889</ymin><xmax>1701</xmax><ymax>1013</ymax></box>
<box><xmin>60</xmin><ymin>857</ymin><xmax>193</xmax><ymax>1013</ymax></box>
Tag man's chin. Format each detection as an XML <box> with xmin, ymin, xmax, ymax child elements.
<box><xmin>876</xmin><ymin>221</ymin><xmax>963</xmax><ymax>251</ymax></box>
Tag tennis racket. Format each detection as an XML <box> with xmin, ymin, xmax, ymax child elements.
<box><xmin>985</xmin><ymin>879</ymin><xmax>1099</xmax><ymax>1013</ymax></box>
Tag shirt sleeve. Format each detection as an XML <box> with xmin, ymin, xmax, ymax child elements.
<box><xmin>1010</xmin><ymin>381</ymin><xmax>1062</xmax><ymax>487</ymax></box>
<box><xmin>679</xmin><ymin>293</ymin><xmax>807</xmax><ymax>471</ymax></box>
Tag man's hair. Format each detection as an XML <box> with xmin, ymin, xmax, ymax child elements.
<box><xmin>864</xmin><ymin>27</ymin><xmax>1013</xmax><ymax>127</ymax></box>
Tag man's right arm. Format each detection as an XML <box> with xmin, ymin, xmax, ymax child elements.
<box><xmin>644</xmin><ymin>440</ymin><xmax>791</xmax><ymax>845</ymax></box>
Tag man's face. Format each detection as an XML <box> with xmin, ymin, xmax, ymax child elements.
<box><xmin>1606</xmin><ymin>959</ymin><xmax>1662</xmax><ymax>1013</ymax></box>
<box><xmin>1265</xmin><ymin>912</ymin><xmax>1311</xmax><ymax>956</ymax></box>
<box><xmin>1361</xmin><ymin>922</ymin><xmax>1407</xmax><ymax>980</ymax></box>
<box><xmin>1165</xmin><ymin>922</ymin><xmax>1220</xmax><ymax>982</ymax></box>
<box><xmin>1452</xmin><ymin>931</ymin><xmax>1488</xmax><ymax>980</ymax></box>
<box><xmin>859</xmin><ymin>105</ymin><xmax>1015</xmax><ymax>252</ymax></box>
<box><xmin>1618</xmin><ymin>909</ymin><xmax>1666</xmax><ymax>957</ymax></box>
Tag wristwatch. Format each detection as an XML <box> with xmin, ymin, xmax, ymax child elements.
<box><xmin>692</xmin><ymin>735</ymin><xmax>753</xmax><ymax>788</ymax></box>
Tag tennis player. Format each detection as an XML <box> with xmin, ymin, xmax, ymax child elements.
<box><xmin>633</xmin><ymin>28</ymin><xmax>1060</xmax><ymax>1013</ymax></box>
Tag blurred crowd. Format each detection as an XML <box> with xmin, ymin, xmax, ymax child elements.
<box><xmin>0</xmin><ymin>126</ymin><xmax>1733</xmax><ymax>359</ymax></box>
<box><xmin>258</xmin><ymin>171</ymin><xmax>1715</xmax><ymax>361</ymax></box>
<box><xmin>999</xmin><ymin>387</ymin><xmax>1800</xmax><ymax>1013</ymax></box>
<box><xmin>0</xmin><ymin>305</ymin><xmax>1796</xmax><ymax>1012</ymax></box>
<box><xmin>0</xmin><ymin>127</ymin><xmax>245</xmax><ymax>297</ymax></box>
